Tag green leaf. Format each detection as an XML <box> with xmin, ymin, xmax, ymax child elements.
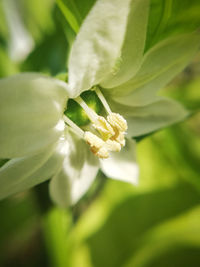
<box><xmin>152</xmin><ymin>126</ymin><xmax>200</xmax><ymax>192</ymax></box>
<box><xmin>0</xmin><ymin>193</ymin><xmax>40</xmax><ymax>253</ymax></box>
<box><xmin>125</xmin><ymin>207</ymin><xmax>200</xmax><ymax>267</ymax></box>
<box><xmin>145</xmin><ymin>0</ymin><xmax>173</xmax><ymax>49</ymax></box>
<box><xmin>55</xmin><ymin>0</ymin><xmax>96</xmax><ymax>49</ymax></box>
<box><xmin>56</xmin><ymin>0</ymin><xmax>96</xmax><ymax>31</ymax></box>
<box><xmin>22</xmin><ymin>20</ymin><xmax>69</xmax><ymax>76</ymax></box>
<box><xmin>107</xmin><ymin>33</ymin><xmax>200</xmax><ymax>106</ymax></box>
<box><xmin>0</xmin><ymin>45</ymin><xmax>18</xmax><ymax>77</ymax></box>
<box><xmin>146</xmin><ymin>0</ymin><xmax>200</xmax><ymax>50</ymax></box>
<box><xmin>19</xmin><ymin>0</ymin><xmax>55</xmax><ymax>42</ymax></box>
<box><xmin>86</xmin><ymin>184</ymin><xmax>200</xmax><ymax>267</ymax></box>
<box><xmin>0</xmin><ymin>1</ymin><xmax>9</xmax><ymax>41</ymax></box>
<box><xmin>43</xmin><ymin>207</ymin><xmax>72</xmax><ymax>267</ymax></box>
<box><xmin>0</xmin><ymin>159</ymin><xmax>9</xmax><ymax>168</ymax></box>
<box><xmin>0</xmin><ymin>73</ymin><xmax>68</xmax><ymax>158</ymax></box>
<box><xmin>56</xmin><ymin>0</ymin><xmax>80</xmax><ymax>33</ymax></box>
<box><xmin>72</xmin><ymin>0</ymin><xmax>96</xmax><ymax>22</ymax></box>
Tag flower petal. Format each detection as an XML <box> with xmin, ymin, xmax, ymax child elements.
<box><xmin>68</xmin><ymin>0</ymin><xmax>132</xmax><ymax>97</ymax></box>
<box><xmin>101</xmin><ymin>0</ymin><xmax>150</xmax><ymax>88</ymax></box>
<box><xmin>0</xmin><ymin>137</ymin><xmax>68</xmax><ymax>200</ymax></box>
<box><xmin>100</xmin><ymin>138</ymin><xmax>138</xmax><ymax>184</ymax></box>
<box><xmin>0</xmin><ymin>144</ymin><xmax>53</xmax><ymax>199</ymax></box>
<box><xmin>0</xmin><ymin>73</ymin><xmax>68</xmax><ymax>158</ymax></box>
<box><xmin>109</xmin><ymin>97</ymin><xmax>188</xmax><ymax>137</ymax></box>
<box><xmin>105</xmin><ymin>33</ymin><xmax>200</xmax><ymax>106</ymax></box>
<box><xmin>49</xmin><ymin>133</ymin><xmax>99</xmax><ymax>207</ymax></box>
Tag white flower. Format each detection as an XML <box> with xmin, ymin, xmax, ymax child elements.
<box><xmin>0</xmin><ymin>0</ymin><xmax>199</xmax><ymax>207</ymax></box>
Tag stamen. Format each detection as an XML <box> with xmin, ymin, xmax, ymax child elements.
<box><xmin>63</xmin><ymin>115</ymin><xmax>84</xmax><ymax>138</ymax></box>
<box><xmin>84</xmin><ymin>131</ymin><xmax>104</xmax><ymax>149</ymax></box>
<box><xmin>96</xmin><ymin>147</ymin><xmax>109</xmax><ymax>159</ymax></box>
<box><xmin>93</xmin><ymin>116</ymin><xmax>115</xmax><ymax>140</ymax></box>
<box><xmin>95</xmin><ymin>87</ymin><xmax>112</xmax><ymax>114</ymax></box>
<box><xmin>75</xmin><ymin>96</ymin><xmax>115</xmax><ymax>140</ymax></box>
<box><xmin>75</xmin><ymin>96</ymin><xmax>98</xmax><ymax>122</ymax></box>
<box><xmin>111</xmin><ymin>131</ymin><xmax>126</xmax><ymax>147</ymax></box>
<box><xmin>107</xmin><ymin>113</ymin><xmax>127</xmax><ymax>132</ymax></box>
<box><xmin>84</xmin><ymin>131</ymin><xmax>109</xmax><ymax>159</ymax></box>
<box><xmin>95</xmin><ymin>88</ymin><xmax>127</xmax><ymax>147</ymax></box>
<box><xmin>68</xmin><ymin>89</ymin><xmax>128</xmax><ymax>159</ymax></box>
<box><xmin>105</xmin><ymin>139</ymin><xmax>121</xmax><ymax>152</ymax></box>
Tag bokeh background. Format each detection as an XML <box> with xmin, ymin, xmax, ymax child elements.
<box><xmin>0</xmin><ymin>0</ymin><xmax>200</xmax><ymax>266</ymax></box>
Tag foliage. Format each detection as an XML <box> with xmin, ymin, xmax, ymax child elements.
<box><xmin>0</xmin><ymin>0</ymin><xmax>200</xmax><ymax>266</ymax></box>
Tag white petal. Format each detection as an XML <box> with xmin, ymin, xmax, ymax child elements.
<box><xmin>109</xmin><ymin>98</ymin><xmax>188</xmax><ymax>137</ymax></box>
<box><xmin>0</xmin><ymin>144</ymin><xmax>50</xmax><ymax>199</ymax></box>
<box><xmin>105</xmin><ymin>33</ymin><xmax>200</xmax><ymax>106</ymax></box>
<box><xmin>49</xmin><ymin>133</ymin><xmax>99</xmax><ymax>207</ymax></box>
<box><xmin>101</xmin><ymin>0</ymin><xmax>150</xmax><ymax>88</ymax></box>
<box><xmin>68</xmin><ymin>0</ymin><xmax>132</xmax><ymax>97</ymax></box>
<box><xmin>21</xmin><ymin>138</ymin><xmax>69</xmax><ymax>187</ymax></box>
<box><xmin>100</xmin><ymin>138</ymin><xmax>138</xmax><ymax>184</ymax></box>
<box><xmin>0</xmin><ymin>137</ymin><xmax>68</xmax><ymax>200</ymax></box>
<box><xmin>0</xmin><ymin>73</ymin><xmax>68</xmax><ymax>158</ymax></box>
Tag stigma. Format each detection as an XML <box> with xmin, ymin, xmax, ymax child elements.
<box><xmin>64</xmin><ymin>87</ymin><xmax>128</xmax><ymax>159</ymax></box>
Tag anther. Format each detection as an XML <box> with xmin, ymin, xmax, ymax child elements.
<box><xmin>96</xmin><ymin>147</ymin><xmax>109</xmax><ymax>159</ymax></box>
<box><xmin>111</xmin><ymin>131</ymin><xmax>126</xmax><ymax>147</ymax></box>
<box><xmin>93</xmin><ymin>116</ymin><xmax>115</xmax><ymax>140</ymax></box>
<box><xmin>105</xmin><ymin>139</ymin><xmax>121</xmax><ymax>152</ymax></box>
<box><xmin>84</xmin><ymin>131</ymin><xmax>109</xmax><ymax>159</ymax></box>
<box><xmin>84</xmin><ymin>131</ymin><xmax>104</xmax><ymax>148</ymax></box>
<box><xmin>107</xmin><ymin>113</ymin><xmax>128</xmax><ymax>132</ymax></box>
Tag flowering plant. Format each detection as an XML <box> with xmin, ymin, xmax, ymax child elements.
<box><xmin>0</xmin><ymin>0</ymin><xmax>199</xmax><ymax>207</ymax></box>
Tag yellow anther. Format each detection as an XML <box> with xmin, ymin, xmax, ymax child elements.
<box><xmin>111</xmin><ymin>131</ymin><xmax>126</xmax><ymax>147</ymax></box>
<box><xmin>93</xmin><ymin>116</ymin><xmax>115</xmax><ymax>141</ymax></box>
<box><xmin>107</xmin><ymin>113</ymin><xmax>128</xmax><ymax>132</ymax></box>
<box><xmin>84</xmin><ymin>131</ymin><xmax>104</xmax><ymax>149</ymax></box>
<box><xmin>105</xmin><ymin>139</ymin><xmax>121</xmax><ymax>152</ymax></box>
<box><xmin>96</xmin><ymin>147</ymin><xmax>109</xmax><ymax>159</ymax></box>
<box><xmin>84</xmin><ymin>131</ymin><xmax>109</xmax><ymax>159</ymax></box>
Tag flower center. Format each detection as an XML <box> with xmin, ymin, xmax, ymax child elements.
<box><xmin>64</xmin><ymin>87</ymin><xmax>127</xmax><ymax>159</ymax></box>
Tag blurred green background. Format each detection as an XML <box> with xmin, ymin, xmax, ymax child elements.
<box><xmin>0</xmin><ymin>0</ymin><xmax>200</xmax><ymax>266</ymax></box>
